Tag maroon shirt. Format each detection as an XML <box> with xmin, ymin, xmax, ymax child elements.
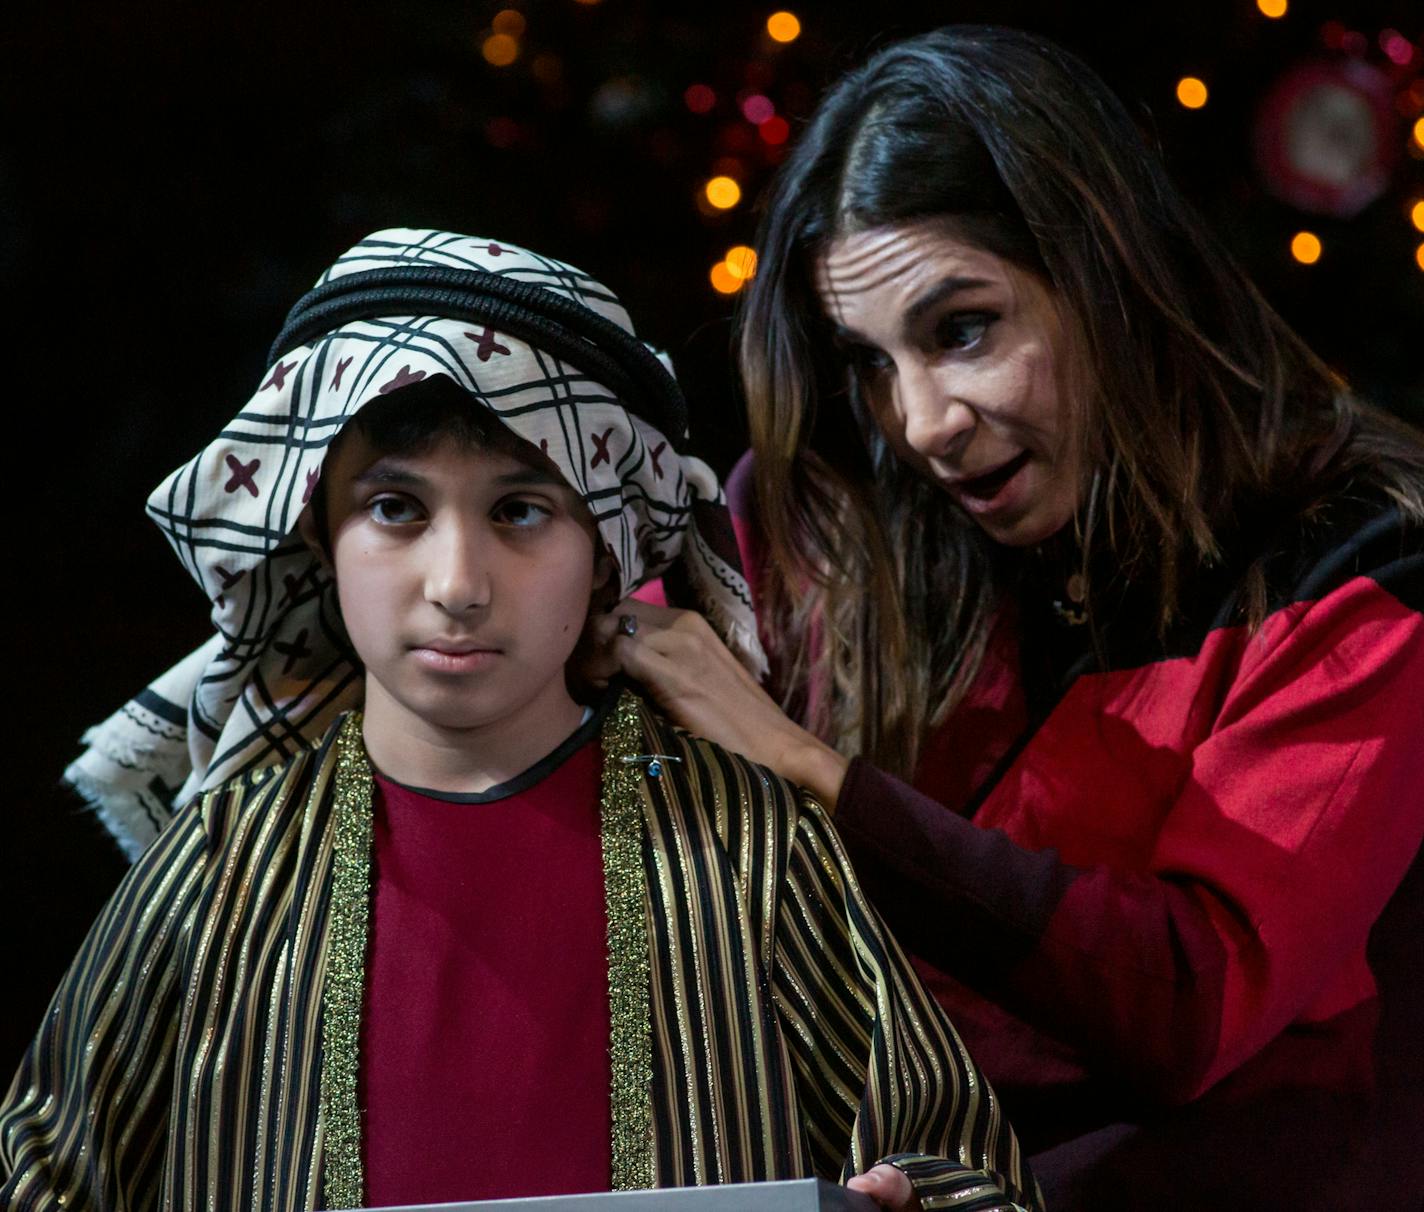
<box><xmin>360</xmin><ymin>715</ymin><xmax>611</xmax><ymax>1207</ymax></box>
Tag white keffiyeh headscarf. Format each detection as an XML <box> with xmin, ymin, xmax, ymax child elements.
<box><xmin>69</xmin><ymin>228</ymin><xmax>766</xmax><ymax>859</ymax></box>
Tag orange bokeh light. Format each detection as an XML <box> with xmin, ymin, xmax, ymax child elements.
<box><xmin>482</xmin><ymin>33</ymin><xmax>519</xmax><ymax>66</ymax></box>
<box><xmin>1414</xmin><ymin>116</ymin><xmax>1424</xmax><ymax>151</ymax></box>
<box><xmin>492</xmin><ymin>9</ymin><xmax>526</xmax><ymax>36</ymax></box>
<box><xmin>1290</xmin><ymin>231</ymin><xmax>1322</xmax><ymax>264</ymax></box>
<box><xmin>1176</xmin><ymin>77</ymin><xmax>1208</xmax><ymax>109</ymax></box>
<box><xmin>710</xmin><ymin>261</ymin><xmax>743</xmax><ymax>294</ymax></box>
<box><xmin>704</xmin><ymin>176</ymin><xmax>742</xmax><ymax>209</ymax></box>
<box><xmin>1416</xmin><ymin>242</ymin><xmax>1424</xmax><ymax>272</ymax></box>
<box><xmin>725</xmin><ymin>246</ymin><xmax>758</xmax><ymax>280</ymax></box>
<box><xmin>767</xmin><ymin>12</ymin><xmax>801</xmax><ymax>43</ymax></box>
<box><xmin>1411</xmin><ymin>200</ymin><xmax>1424</xmax><ymax>233</ymax></box>
<box><xmin>1256</xmin><ymin>0</ymin><xmax>1287</xmax><ymax>18</ymax></box>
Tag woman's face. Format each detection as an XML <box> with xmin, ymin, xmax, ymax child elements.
<box><xmin>815</xmin><ymin>217</ymin><xmax>1085</xmax><ymax>547</ymax></box>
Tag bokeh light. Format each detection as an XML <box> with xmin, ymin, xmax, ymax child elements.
<box><xmin>532</xmin><ymin>53</ymin><xmax>563</xmax><ymax>85</ymax></box>
<box><xmin>1401</xmin><ymin>80</ymin><xmax>1424</xmax><ymax>119</ymax></box>
<box><xmin>492</xmin><ymin>9</ymin><xmax>526</xmax><ymax>37</ymax></box>
<box><xmin>1290</xmin><ymin>231</ymin><xmax>1322</xmax><ymax>264</ymax></box>
<box><xmin>758</xmin><ymin>116</ymin><xmax>790</xmax><ymax>145</ymax></box>
<box><xmin>1380</xmin><ymin>31</ymin><xmax>1414</xmax><ymax>67</ymax></box>
<box><xmin>1416</xmin><ymin>242</ymin><xmax>1424</xmax><ymax>272</ymax></box>
<box><xmin>1411</xmin><ymin>200</ymin><xmax>1424</xmax><ymax>233</ymax></box>
<box><xmin>684</xmin><ymin>84</ymin><xmax>716</xmax><ymax>115</ymax></box>
<box><xmin>1176</xmin><ymin>77</ymin><xmax>1208</xmax><ymax>109</ymax></box>
<box><xmin>482</xmin><ymin>33</ymin><xmax>519</xmax><ymax>67</ymax></box>
<box><xmin>1414</xmin><ymin>117</ymin><xmax>1424</xmax><ymax>152</ymax></box>
<box><xmin>1256</xmin><ymin>0</ymin><xmax>1287</xmax><ymax>18</ymax></box>
<box><xmin>704</xmin><ymin>176</ymin><xmax>742</xmax><ymax>209</ymax></box>
<box><xmin>741</xmin><ymin>94</ymin><xmax>775</xmax><ymax>125</ymax></box>
<box><xmin>767</xmin><ymin>12</ymin><xmax>801</xmax><ymax>44</ymax></box>
<box><xmin>484</xmin><ymin>116</ymin><xmax>521</xmax><ymax>149</ymax></box>
<box><xmin>725</xmin><ymin>246</ymin><xmax>758</xmax><ymax>280</ymax></box>
<box><xmin>710</xmin><ymin>261</ymin><xmax>743</xmax><ymax>294</ymax></box>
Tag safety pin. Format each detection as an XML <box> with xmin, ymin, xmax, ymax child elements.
<box><xmin>621</xmin><ymin>754</ymin><xmax>683</xmax><ymax>778</ymax></box>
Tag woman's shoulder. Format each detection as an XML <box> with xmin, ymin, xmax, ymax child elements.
<box><xmin>1096</xmin><ymin>482</ymin><xmax>1419</xmax><ymax>672</ymax></box>
<box><xmin>1256</xmin><ymin>481</ymin><xmax>1421</xmax><ymax>616</ymax></box>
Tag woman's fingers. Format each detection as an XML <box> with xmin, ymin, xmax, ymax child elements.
<box><xmin>577</xmin><ymin>597</ymin><xmax>849</xmax><ymax>806</ymax></box>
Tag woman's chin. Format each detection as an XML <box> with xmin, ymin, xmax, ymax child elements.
<box><xmin>958</xmin><ymin>471</ymin><xmax>1078</xmax><ymax>548</ymax></box>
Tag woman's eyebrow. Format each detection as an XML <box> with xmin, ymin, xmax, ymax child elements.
<box><xmin>903</xmin><ymin>276</ymin><xmax>992</xmax><ymax>330</ymax></box>
<box><xmin>830</xmin><ymin>276</ymin><xmax>995</xmax><ymax>347</ymax></box>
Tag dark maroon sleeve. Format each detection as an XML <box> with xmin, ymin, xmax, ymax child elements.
<box><xmin>836</xmin><ymin>577</ymin><xmax>1424</xmax><ymax>1105</ymax></box>
<box><xmin>835</xmin><ymin>758</ymin><xmax>1076</xmax><ymax>971</ymax></box>
<box><xmin>724</xmin><ymin>450</ymin><xmax>765</xmax><ymax>609</ymax></box>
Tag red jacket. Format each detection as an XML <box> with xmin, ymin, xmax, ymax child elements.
<box><xmin>730</xmin><ymin>456</ymin><xmax>1424</xmax><ymax>1208</ymax></box>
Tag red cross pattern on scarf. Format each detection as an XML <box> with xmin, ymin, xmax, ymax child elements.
<box><xmin>591</xmin><ymin>427</ymin><xmax>615</xmax><ymax>468</ymax></box>
<box><xmin>224</xmin><ymin>455</ymin><xmax>261</xmax><ymax>498</ymax></box>
<box><xmin>466</xmin><ymin>328</ymin><xmax>512</xmax><ymax>362</ymax></box>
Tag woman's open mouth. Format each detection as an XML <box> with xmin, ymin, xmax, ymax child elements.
<box><xmin>950</xmin><ymin>450</ymin><xmax>1032</xmax><ymax>510</ymax></box>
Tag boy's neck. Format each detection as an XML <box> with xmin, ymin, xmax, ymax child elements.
<box><xmin>359</xmin><ymin>680</ymin><xmax>590</xmax><ymax>795</ymax></box>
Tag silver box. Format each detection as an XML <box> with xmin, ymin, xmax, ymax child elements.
<box><xmin>361</xmin><ymin>1178</ymin><xmax>879</xmax><ymax>1212</ymax></box>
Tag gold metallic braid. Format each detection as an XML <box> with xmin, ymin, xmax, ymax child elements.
<box><xmin>320</xmin><ymin>713</ymin><xmax>374</xmax><ymax>1209</ymax></box>
<box><xmin>601</xmin><ymin>691</ymin><xmax>655</xmax><ymax>1190</ymax></box>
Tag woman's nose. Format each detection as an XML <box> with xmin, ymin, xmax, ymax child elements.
<box><xmin>898</xmin><ymin>366</ymin><xmax>975</xmax><ymax>461</ymax></box>
<box><xmin>424</xmin><ymin>521</ymin><xmax>492</xmax><ymax>614</ymax></box>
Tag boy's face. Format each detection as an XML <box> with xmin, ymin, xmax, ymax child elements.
<box><xmin>318</xmin><ymin>427</ymin><xmax>608</xmax><ymax>741</ymax></box>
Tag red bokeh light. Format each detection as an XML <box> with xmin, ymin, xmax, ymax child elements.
<box><xmin>1380</xmin><ymin>31</ymin><xmax>1415</xmax><ymax>67</ymax></box>
<box><xmin>758</xmin><ymin>116</ymin><xmax>790</xmax><ymax>145</ymax></box>
<box><xmin>1341</xmin><ymin>30</ymin><xmax>1368</xmax><ymax>57</ymax></box>
<box><xmin>485</xmin><ymin>116</ymin><xmax>522</xmax><ymax>148</ymax></box>
<box><xmin>684</xmin><ymin>84</ymin><xmax>716</xmax><ymax>115</ymax></box>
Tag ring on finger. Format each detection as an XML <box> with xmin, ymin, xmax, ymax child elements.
<box><xmin>617</xmin><ymin>613</ymin><xmax>638</xmax><ymax>638</ymax></box>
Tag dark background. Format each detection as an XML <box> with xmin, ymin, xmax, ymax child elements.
<box><xmin>4</xmin><ymin>1</ymin><xmax>1420</xmax><ymax>1067</ymax></box>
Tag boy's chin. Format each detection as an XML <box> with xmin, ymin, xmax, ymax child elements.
<box><xmin>379</xmin><ymin>677</ymin><xmax>575</xmax><ymax>737</ymax></box>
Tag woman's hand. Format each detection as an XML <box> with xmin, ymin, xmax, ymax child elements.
<box><xmin>848</xmin><ymin>1165</ymin><xmax>922</xmax><ymax>1211</ymax></box>
<box><xmin>582</xmin><ymin>599</ymin><xmax>850</xmax><ymax>808</ymax></box>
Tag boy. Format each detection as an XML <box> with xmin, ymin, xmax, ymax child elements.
<box><xmin>1</xmin><ymin>231</ymin><xmax>1038</xmax><ymax>1212</ymax></box>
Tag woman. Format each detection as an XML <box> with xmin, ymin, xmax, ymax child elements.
<box><xmin>593</xmin><ymin>26</ymin><xmax>1424</xmax><ymax>1210</ymax></box>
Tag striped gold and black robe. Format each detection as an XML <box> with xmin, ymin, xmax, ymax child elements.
<box><xmin>2</xmin><ymin>691</ymin><xmax>1039</xmax><ymax>1211</ymax></box>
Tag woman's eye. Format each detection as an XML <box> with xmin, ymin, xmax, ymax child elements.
<box><xmin>936</xmin><ymin>312</ymin><xmax>994</xmax><ymax>352</ymax></box>
<box><xmin>368</xmin><ymin>495</ymin><xmax>422</xmax><ymax>525</ymax></box>
<box><xmin>847</xmin><ymin>344</ymin><xmax>892</xmax><ymax>376</ymax></box>
<box><xmin>495</xmin><ymin>499</ymin><xmax>553</xmax><ymax>528</ymax></box>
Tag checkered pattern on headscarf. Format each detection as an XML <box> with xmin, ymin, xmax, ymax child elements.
<box><xmin>68</xmin><ymin>229</ymin><xmax>765</xmax><ymax>859</ymax></box>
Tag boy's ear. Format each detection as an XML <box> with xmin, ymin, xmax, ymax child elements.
<box><xmin>297</xmin><ymin>506</ymin><xmax>333</xmax><ymax>574</ymax></box>
<box><xmin>589</xmin><ymin>549</ymin><xmax>618</xmax><ymax>613</ymax></box>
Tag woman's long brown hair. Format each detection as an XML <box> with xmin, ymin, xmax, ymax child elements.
<box><xmin>738</xmin><ymin>26</ymin><xmax>1424</xmax><ymax>778</ymax></box>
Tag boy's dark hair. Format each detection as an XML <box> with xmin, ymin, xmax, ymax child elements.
<box><xmin>308</xmin><ymin>375</ymin><xmax>530</xmax><ymax>546</ymax></box>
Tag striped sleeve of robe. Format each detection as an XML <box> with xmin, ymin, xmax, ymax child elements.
<box><xmin>775</xmin><ymin>796</ymin><xmax>1036</xmax><ymax>1210</ymax></box>
<box><xmin>0</xmin><ymin>797</ymin><xmax>209</xmax><ymax>1209</ymax></box>
<box><xmin>636</xmin><ymin>705</ymin><xmax>1038</xmax><ymax>1211</ymax></box>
